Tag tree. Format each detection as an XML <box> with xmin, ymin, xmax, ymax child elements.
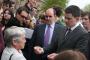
<box><xmin>38</xmin><ymin>0</ymin><xmax>68</xmax><ymax>12</ymax></box>
<box><xmin>83</xmin><ymin>4</ymin><xmax>90</xmax><ymax>12</ymax></box>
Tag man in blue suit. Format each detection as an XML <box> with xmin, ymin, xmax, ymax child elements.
<box><xmin>31</xmin><ymin>8</ymin><xmax>65</xmax><ymax>60</ymax></box>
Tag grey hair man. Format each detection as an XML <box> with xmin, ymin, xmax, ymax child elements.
<box><xmin>1</xmin><ymin>26</ymin><xmax>26</xmax><ymax>60</ymax></box>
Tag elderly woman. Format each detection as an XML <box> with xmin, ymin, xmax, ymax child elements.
<box><xmin>1</xmin><ymin>26</ymin><xmax>26</xmax><ymax>60</ymax></box>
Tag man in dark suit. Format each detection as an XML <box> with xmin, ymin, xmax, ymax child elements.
<box><xmin>32</xmin><ymin>8</ymin><xmax>65</xmax><ymax>60</ymax></box>
<box><xmin>34</xmin><ymin>5</ymin><xmax>88</xmax><ymax>60</ymax></box>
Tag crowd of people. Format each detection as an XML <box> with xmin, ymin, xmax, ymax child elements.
<box><xmin>0</xmin><ymin>0</ymin><xmax>90</xmax><ymax>60</ymax></box>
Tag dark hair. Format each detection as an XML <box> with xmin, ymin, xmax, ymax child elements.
<box><xmin>3</xmin><ymin>8</ymin><xmax>14</xmax><ymax>17</ymax></box>
<box><xmin>9</xmin><ymin>1</ymin><xmax>15</xmax><ymax>8</ymax></box>
<box><xmin>16</xmin><ymin>6</ymin><xmax>29</xmax><ymax>15</ymax></box>
<box><xmin>39</xmin><ymin>14</ymin><xmax>45</xmax><ymax>20</ymax></box>
<box><xmin>65</xmin><ymin>5</ymin><xmax>81</xmax><ymax>17</ymax></box>
<box><xmin>3</xmin><ymin>1</ymin><xmax>10</xmax><ymax>7</ymax></box>
<box><xmin>0</xmin><ymin>1</ymin><xmax>2</xmax><ymax>9</ymax></box>
<box><xmin>81</xmin><ymin>11</ymin><xmax>90</xmax><ymax>20</ymax></box>
<box><xmin>53</xmin><ymin>6</ymin><xmax>62</xmax><ymax>17</ymax></box>
<box><xmin>1</xmin><ymin>8</ymin><xmax>14</xmax><ymax>26</ymax></box>
<box><xmin>54</xmin><ymin>50</ymin><xmax>87</xmax><ymax>60</ymax></box>
<box><xmin>3</xmin><ymin>1</ymin><xmax>15</xmax><ymax>8</ymax></box>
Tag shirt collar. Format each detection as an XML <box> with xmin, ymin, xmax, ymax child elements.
<box><xmin>46</xmin><ymin>23</ymin><xmax>55</xmax><ymax>29</ymax></box>
<box><xmin>70</xmin><ymin>23</ymin><xmax>80</xmax><ymax>31</ymax></box>
<box><xmin>6</xmin><ymin>47</ymin><xmax>22</xmax><ymax>54</ymax></box>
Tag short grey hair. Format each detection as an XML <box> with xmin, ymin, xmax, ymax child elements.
<box><xmin>4</xmin><ymin>26</ymin><xmax>25</xmax><ymax>47</ymax></box>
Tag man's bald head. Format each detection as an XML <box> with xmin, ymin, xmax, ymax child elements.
<box><xmin>45</xmin><ymin>8</ymin><xmax>56</xmax><ymax>25</ymax></box>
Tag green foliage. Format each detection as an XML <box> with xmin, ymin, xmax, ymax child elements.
<box><xmin>39</xmin><ymin>0</ymin><xmax>68</xmax><ymax>12</ymax></box>
<box><xmin>83</xmin><ymin>4</ymin><xmax>90</xmax><ymax>12</ymax></box>
<box><xmin>20</xmin><ymin>0</ymin><xmax>24</xmax><ymax>1</ymax></box>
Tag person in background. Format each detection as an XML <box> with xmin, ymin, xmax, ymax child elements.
<box><xmin>36</xmin><ymin>14</ymin><xmax>46</xmax><ymax>25</ymax></box>
<box><xmin>81</xmin><ymin>11</ymin><xmax>90</xmax><ymax>60</ymax></box>
<box><xmin>1</xmin><ymin>26</ymin><xmax>26</xmax><ymax>60</ymax></box>
<box><xmin>7</xmin><ymin>6</ymin><xmax>29</xmax><ymax>27</ymax></box>
<box><xmin>54</xmin><ymin>50</ymin><xmax>87</xmax><ymax>60</ymax></box>
<box><xmin>23</xmin><ymin>14</ymin><xmax>35</xmax><ymax>29</ymax></box>
<box><xmin>24</xmin><ymin>0</ymin><xmax>36</xmax><ymax>14</ymax></box>
<box><xmin>0</xmin><ymin>1</ymin><xmax>3</xmax><ymax>22</ymax></box>
<box><xmin>9</xmin><ymin>1</ymin><xmax>16</xmax><ymax>15</ymax></box>
<box><xmin>81</xmin><ymin>12</ymin><xmax>90</xmax><ymax>32</ymax></box>
<box><xmin>0</xmin><ymin>3</ymin><xmax>4</xmax><ymax>58</ymax></box>
<box><xmin>0</xmin><ymin>2</ymin><xmax>5</xmax><ymax>59</ymax></box>
<box><xmin>1</xmin><ymin>8</ymin><xmax>14</xmax><ymax>29</ymax></box>
<box><xmin>0</xmin><ymin>27</ymin><xmax>4</xmax><ymax>60</ymax></box>
<box><xmin>24</xmin><ymin>0</ymin><xmax>37</xmax><ymax>27</ymax></box>
<box><xmin>53</xmin><ymin>6</ymin><xmax>65</xmax><ymax>26</ymax></box>
<box><xmin>2</xmin><ymin>1</ymin><xmax>10</xmax><ymax>10</ymax></box>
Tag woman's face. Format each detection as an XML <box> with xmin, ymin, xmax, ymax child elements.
<box><xmin>3</xmin><ymin>10</ymin><xmax>11</xmax><ymax>20</ymax></box>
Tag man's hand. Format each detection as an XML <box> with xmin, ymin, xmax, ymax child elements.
<box><xmin>34</xmin><ymin>46</ymin><xmax>44</xmax><ymax>54</ymax></box>
<box><xmin>47</xmin><ymin>53</ymin><xmax>58</xmax><ymax>60</ymax></box>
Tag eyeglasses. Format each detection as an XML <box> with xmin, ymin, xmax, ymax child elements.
<box><xmin>20</xmin><ymin>15</ymin><xmax>29</xmax><ymax>20</ymax></box>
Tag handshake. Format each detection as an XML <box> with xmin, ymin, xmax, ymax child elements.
<box><xmin>34</xmin><ymin>46</ymin><xmax>58</xmax><ymax>60</ymax></box>
<box><xmin>34</xmin><ymin>46</ymin><xmax>44</xmax><ymax>54</ymax></box>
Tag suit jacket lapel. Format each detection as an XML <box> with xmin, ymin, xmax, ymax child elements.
<box><xmin>51</xmin><ymin>24</ymin><xmax>65</xmax><ymax>45</ymax></box>
<box><xmin>64</xmin><ymin>26</ymin><xmax>81</xmax><ymax>41</ymax></box>
<box><xmin>51</xmin><ymin>25</ymin><xmax>56</xmax><ymax>43</ymax></box>
<box><xmin>58</xmin><ymin>27</ymin><xmax>67</xmax><ymax>45</ymax></box>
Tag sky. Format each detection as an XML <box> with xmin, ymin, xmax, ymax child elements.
<box><xmin>67</xmin><ymin>0</ymin><xmax>90</xmax><ymax>9</ymax></box>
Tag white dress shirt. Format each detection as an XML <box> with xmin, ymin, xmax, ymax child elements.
<box><xmin>77</xmin><ymin>20</ymin><xmax>84</xmax><ymax>28</ymax></box>
<box><xmin>1</xmin><ymin>47</ymin><xmax>26</xmax><ymax>60</ymax></box>
<box><xmin>44</xmin><ymin>23</ymin><xmax>55</xmax><ymax>45</ymax></box>
<box><xmin>71</xmin><ymin>22</ymin><xmax>81</xmax><ymax>31</ymax></box>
